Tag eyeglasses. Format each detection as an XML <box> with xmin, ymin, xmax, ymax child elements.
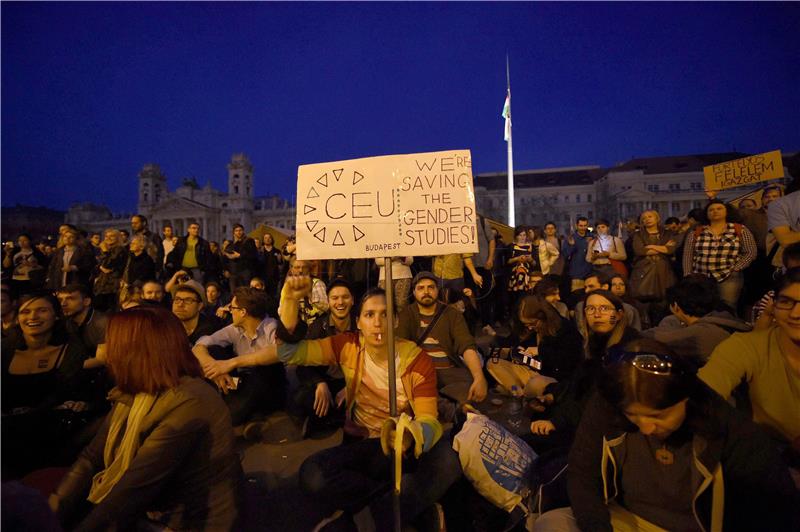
<box><xmin>229</xmin><ymin>305</ymin><xmax>244</xmax><ymax>312</ymax></box>
<box><xmin>173</xmin><ymin>297</ymin><xmax>201</xmax><ymax>305</ymax></box>
<box><xmin>774</xmin><ymin>295</ymin><xmax>800</xmax><ymax>311</ymax></box>
<box><xmin>604</xmin><ymin>346</ymin><xmax>689</xmax><ymax>376</ymax></box>
<box><xmin>585</xmin><ymin>304</ymin><xmax>617</xmax><ymax>315</ymax></box>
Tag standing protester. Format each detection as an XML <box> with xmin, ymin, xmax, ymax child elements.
<box><xmin>130</xmin><ymin>214</ymin><xmax>163</xmax><ymax>271</ymax></box>
<box><xmin>160</xmin><ymin>224</ymin><xmax>176</xmax><ymax>270</ymax></box>
<box><xmin>543</xmin><ymin>222</ymin><xmax>565</xmax><ymax>278</ymax></box>
<box><xmin>628</xmin><ymin>210</ymin><xmax>677</xmax><ymax>324</ymax></box>
<box><xmin>165</xmin><ymin>222</ymin><xmax>211</xmax><ymax>284</ymax></box>
<box><xmin>122</xmin><ymin>235</ymin><xmax>156</xmax><ymax>289</ymax></box>
<box><xmin>224</xmin><ymin>224</ymin><xmax>258</xmax><ymax>292</ymax></box>
<box><xmin>259</xmin><ymin>232</ymin><xmax>283</xmax><ymax>297</ymax></box>
<box><xmin>586</xmin><ymin>219</ymin><xmax>627</xmax><ymax>279</ymax></box>
<box><xmin>3</xmin><ymin>234</ymin><xmax>47</xmax><ymax>295</ymax></box>
<box><xmin>683</xmin><ymin>200</ymin><xmax>757</xmax><ymax>310</ymax></box>
<box><xmin>562</xmin><ymin>217</ymin><xmax>593</xmax><ymax>293</ymax></box>
<box><xmin>375</xmin><ymin>256</ymin><xmax>414</xmax><ymax>313</ymax></box>
<box><xmin>507</xmin><ymin>227</ymin><xmax>536</xmax><ymax>310</ymax></box>
<box><xmin>92</xmin><ymin>229</ymin><xmax>129</xmax><ymax>312</ymax></box>
<box><xmin>45</xmin><ymin>228</ymin><xmax>95</xmax><ymax>290</ymax></box>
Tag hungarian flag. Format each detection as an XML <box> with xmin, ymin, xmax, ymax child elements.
<box><xmin>501</xmin><ymin>92</ymin><xmax>511</xmax><ymax>141</ymax></box>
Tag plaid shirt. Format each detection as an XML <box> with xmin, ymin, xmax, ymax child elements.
<box><xmin>683</xmin><ymin>223</ymin><xmax>757</xmax><ymax>282</ymax></box>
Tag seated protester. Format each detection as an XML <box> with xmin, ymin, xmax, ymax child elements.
<box><xmin>533</xmin><ymin>276</ymin><xmax>569</xmax><ymax>318</ymax></box>
<box><xmin>50</xmin><ymin>307</ymin><xmax>242</xmax><ymax>531</ymax></box>
<box><xmin>751</xmin><ymin>241</ymin><xmax>800</xmax><ymax>327</ymax></box>
<box><xmin>118</xmin><ymin>281</ymin><xmax>143</xmax><ymax>310</ymax></box>
<box><xmin>250</xmin><ymin>276</ymin><xmax>278</xmax><ymax>318</ymax></box>
<box><xmin>192</xmin><ymin>287</ymin><xmax>285</xmax><ymax>426</ymax></box>
<box><xmin>56</xmin><ymin>283</ymin><xmax>109</xmax><ymax>370</ymax></box>
<box><xmin>172</xmin><ymin>280</ymin><xmax>221</xmax><ymax>345</ymax></box>
<box><xmin>534</xmin><ymin>338</ymin><xmax>799</xmax><ymax>532</ymax></box>
<box><xmin>396</xmin><ymin>272</ymin><xmax>488</xmax><ymax>403</ymax></box>
<box><xmin>642</xmin><ymin>275</ymin><xmax>751</xmax><ymax>365</ymax></box>
<box><xmin>491</xmin><ymin>295</ymin><xmax>583</xmax><ymax>391</ymax></box>
<box><xmin>275</xmin><ymin>280</ymin><xmax>461</xmax><ymax>531</ymax></box>
<box><xmin>607</xmin><ymin>273</ymin><xmax>650</xmax><ymax>329</ymax></box>
<box><xmin>530</xmin><ymin>290</ymin><xmax>640</xmax><ymax>443</ymax></box>
<box><xmin>278</xmin><ymin>258</ymin><xmax>328</xmax><ymax>325</ymax></box>
<box><xmin>1</xmin><ymin>292</ymin><xmax>91</xmax><ymax>479</ymax></box>
<box><xmin>140</xmin><ymin>279</ymin><xmax>167</xmax><ymax>306</ymax></box>
<box><xmin>699</xmin><ymin>268</ymin><xmax>800</xmax><ymax>463</ymax></box>
<box><xmin>574</xmin><ymin>272</ymin><xmax>642</xmax><ymax>336</ymax></box>
<box><xmin>290</xmin><ymin>278</ymin><xmax>354</xmax><ymax>437</ymax></box>
<box><xmin>204</xmin><ymin>280</ymin><xmax>225</xmax><ymax>317</ymax></box>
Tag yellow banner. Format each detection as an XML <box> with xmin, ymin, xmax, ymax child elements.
<box><xmin>703</xmin><ymin>150</ymin><xmax>784</xmax><ymax>191</ymax></box>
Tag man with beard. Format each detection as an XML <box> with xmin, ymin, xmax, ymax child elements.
<box><xmin>397</xmin><ymin>271</ymin><xmax>488</xmax><ymax>405</ymax></box>
<box><xmin>56</xmin><ymin>284</ymin><xmax>108</xmax><ymax>370</ymax></box>
<box><xmin>141</xmin><ymin>279</ymin><xmax>167</xmax><ymax>306</ymax></box>
<box><xmin>171</xmin><ymin>280</ymin><xmax>220</xmax><ymax>344</ymax></box>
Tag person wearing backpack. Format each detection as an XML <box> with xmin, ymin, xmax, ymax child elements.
<box><xmin>682</xmin><ymin>200</ymin><xmax>757</xmax><ymax>311</ymax></box>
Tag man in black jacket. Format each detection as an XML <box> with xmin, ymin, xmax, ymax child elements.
<box><xmin>165</xmin><ymin>222</ymin><xmax>211</xmax><ymax>283</ymax></box>
<box><xmin>223</xmin><ymin>224</ymin><xmax>258</xmax><ymax>292</ymax></box>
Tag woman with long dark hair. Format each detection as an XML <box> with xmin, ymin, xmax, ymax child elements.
<box><xmin>529</xmin><ymin>290</ymin><xmax>639</xmax><ymax>440</ymax></box>
<box><xmin>534</xmin><ymin>338</ymin><xmax>797</xmax><ymax>532</ymax></box>
<box><xmin>50</xmin><ymin>307</ymin><xmax>242</xmax><ymax>531</ymax></box>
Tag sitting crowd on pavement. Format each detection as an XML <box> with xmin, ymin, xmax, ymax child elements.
<box><xmin>2</xmin><ymin>182</ymin><xmax>799</xmax><ymax>531</ymax></box>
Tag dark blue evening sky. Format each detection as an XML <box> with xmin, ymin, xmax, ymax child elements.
<box><xmin>3</xmin><ymin>2</ymin><xmax>799</xmax><ymax>212</ymax></box>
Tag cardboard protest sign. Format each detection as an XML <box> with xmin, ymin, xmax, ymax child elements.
<box><xmin>296</xmin><ymin>150</ymin><xmax>478</xmax><ymax>260</ymax></box>
<box><xmin>703</xmin><ymin>150</ymin><xmax>784</xmax><ymax>191</ymax></box>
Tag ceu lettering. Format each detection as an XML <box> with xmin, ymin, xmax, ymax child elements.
<box><xmin>296</xmin><ymin>150</ymin><xmax>478</xmax><ymax>260</ymax></box>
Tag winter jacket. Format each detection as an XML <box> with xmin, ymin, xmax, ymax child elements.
<box><xmin>568</xmin><ymin>387</ymin><xmax>798</xmax><ymax>532</ymax></box>
<box><xmin>642</xmin><ymin>311</ymin><xmax>752</xmax><ymax>365</ymax></box>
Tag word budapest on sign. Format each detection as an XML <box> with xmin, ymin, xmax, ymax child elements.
<box><xmin>296</xmin><ymin>150</ymin><xmax>478</xmax><ymax>260</ymax></box>
<box><xmin>703</xmin><ymin>150</ymin><xmax>784</xmax><ymax>191</ymax></box>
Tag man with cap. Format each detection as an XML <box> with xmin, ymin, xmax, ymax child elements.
<box><xmin>397</xmin><ymin>271</ymin><xmax>488</xmax><ymax>403</ymax></box>
<box><xmin>171</xmin><ymin>279</ymin><xmax>221</xmax><ymax>344</ymax></box>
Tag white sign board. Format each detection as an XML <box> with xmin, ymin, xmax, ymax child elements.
<box><xmin>296</xmin><ymin>149</ymin><xmax>478</xmax><ymax>260</ymax></box>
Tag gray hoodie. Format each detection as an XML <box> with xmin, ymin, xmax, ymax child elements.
<box><xmin>642</xmin><ymin>311</ymin><xmax>752</xmax><ymax>364</ymax></box>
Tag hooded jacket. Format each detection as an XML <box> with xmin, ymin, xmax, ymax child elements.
<box><xmin>642</xmin><ymin>311</ymin><xmax>752</xmax><ymax>365</ymax></box>
<box><xmin>568</xmin><ymin>387</ymin><xmax>798</xmax><ymax>532</ymax></box>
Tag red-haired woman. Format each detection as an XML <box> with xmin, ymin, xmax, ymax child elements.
<box><xmin>50</xmin><ymin>306</ymin><xmax>242</xmax><ymax>531</ymax></box>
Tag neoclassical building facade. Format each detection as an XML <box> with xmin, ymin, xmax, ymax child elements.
<box><xmin>67</xmin><ymin>153</ymin><xmax>297</xmax><ymax>242</ymax></box>
<box><xmin>66</xmin><ymin>150</ymin><xmax>795</xmax><ymax>240</ymax></box>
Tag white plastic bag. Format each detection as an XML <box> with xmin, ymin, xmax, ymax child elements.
<box><xmin>452</xmin><ymin>412</ymin><xmax>537</xmax><ymax>513</ymax></box>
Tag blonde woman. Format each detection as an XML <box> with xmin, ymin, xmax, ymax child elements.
<box><xmin>628</xmin><ymin>210</ymin><xmax>676</xmax><ymax>303</ymax></box>
<box><xmin>93</xmin><ymin>229</ymin><xmax>129</xmax><ymax>311</ymax></box>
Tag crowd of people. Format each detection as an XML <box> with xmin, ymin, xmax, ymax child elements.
<box><xmin>2</xmin><ymin>182</ymin><xmax>799</xmax><ymax>531</ymax></box>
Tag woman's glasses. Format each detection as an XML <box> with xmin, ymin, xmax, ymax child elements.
<box><xmin>774</xmin><ymin>295</ymin><xmax>800</xmax><ymax>311</ymax></box>
<box><xmin>585</xmin><ymin>304</ymin><xmax>617</xmax><ymax>315</ymax></box>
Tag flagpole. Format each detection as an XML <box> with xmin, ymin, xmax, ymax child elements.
<box><xmin>505</xmin><ymin>55</ymin><xmax>515</xmax><ymax>227</ymax></box>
